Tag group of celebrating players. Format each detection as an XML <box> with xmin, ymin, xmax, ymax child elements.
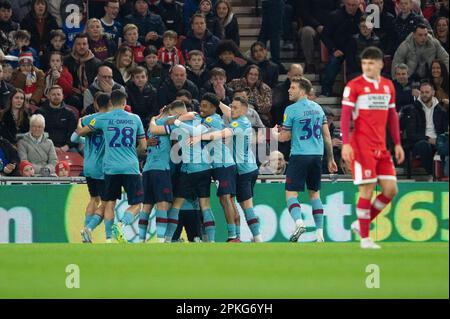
<box><xmin>73</xmin><ymin>46</ymin><xmax>404</xmax><ymax>249</ymax></box>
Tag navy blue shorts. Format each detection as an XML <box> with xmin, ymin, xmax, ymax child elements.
<box><xmin>286</xmin><ymin>155</ymin><xmax>323</xmax><ymax>192</ymax></box>
<box><xmin>104</xmin><ymin>174</ymin><xmax>144</xmax><ymax>205</ymax></box>
<box><xmin>212</xmin><ymin>166</ymin><xmax>237</xmax><ymax>197</ymax></box>
<box><xmin>175</xmin><ymin>170</ymin><xmax>212</xmax><ymax>200</ymax></box>
<box><xmin>143</xmin><ymin>170</ymin><xmax>173</xmax><ymax>205</ymax></box>
<box><xmin>236</xmin><ymin>169</ymin><xmax>259</xmax><ymax>203</ymax></box>
<box><xmin>86</xmin><ymin>177</ymin><xmax>106</xmax><ymax>201</ymax></box>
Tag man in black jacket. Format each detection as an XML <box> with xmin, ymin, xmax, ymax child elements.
<box><xmin>370</xmin><ymin>0</ymin><xmax>397</xmax><ymax>56</ymax></box>
<box><xmin>404</xmin><ymin>82</ymin><xmax>448</xmax><ymax>177</ymax></box>
<box><xmin>36</xmin><ymin>85</ymin><xmax>77</xmax><ymax>152</ymax></box>
<box><xmin>298</xmin><ymin>0</ymin><xmax>341</xmax><ymax>74</ymax></box>
<box><xmin>158</xmin><ymin>65</ymin><xmax>199</xmax><ymax>108</ymax></box>
<box><xmin>126</xmin><ymin>66</ymin><xmax>158</xmax><ymax>130</ymax></box>
<box><xmin>320</xmin><ymin>0</ymin><xmax>362</xmax><ymax>97</ymax></box>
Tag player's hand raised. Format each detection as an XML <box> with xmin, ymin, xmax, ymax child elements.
<box><xmin>394</xmin><ymin>144</ymin><xmax>405</xmax><ymax>165</ymax></box>
<box><xmin>341</xmin><ymin>144</ymin><xmax>354</xmax><ymax>163</ymax></box>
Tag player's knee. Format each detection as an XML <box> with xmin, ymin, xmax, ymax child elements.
<box><xmin>384</xmin><ymin>186</ymin><xmax>398</xmax><ymax>199</ymax></box>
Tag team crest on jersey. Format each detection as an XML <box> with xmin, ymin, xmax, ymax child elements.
<box><xmin>90</xmin><ymin>118</ymin><xmax>96</xmax><ymax>126</ymax></box>
<box><xmin>231</xmin><ymin>122</ymin><xmax>239</xmax><ymax>128</ymax></box>
<box><xmin>384</xmin><ymin>85</ymin><xmax>390</xmax><ymax>94</ymax></box>
<box><xmin>205</xmin><ymin>117</ymin><xmax>213</xmax><ymax>123</ymax></box>
<box><xmin>364</xmin><ymin>87</ymin><xmax>371</xmax><ymax>93</ymax></box>
<box><xmin>364</xmin><ymin>169</ymin><xmax>372</xmax><ymax>178</ymax></box>
<box><xmin>283</xmin><ymin>114</ymin><xmax>287</xmax><ymax>123</ymax></box>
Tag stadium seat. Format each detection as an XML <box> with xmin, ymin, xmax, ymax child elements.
<box><xmin>434</xmin><ymin>155</ymin><xmax>449</xmax><ymax>182</ymax></box>
<box><xmin>57</xmin><ymin>151</ymin><xmax>84</xmax><ymax>177</ymax></box>
<box><xmin>27</xmin><ymin>104</ymin><xmax>39</xmax><ymax>114</ymax></box>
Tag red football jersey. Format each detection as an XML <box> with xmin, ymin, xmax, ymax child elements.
<box><xmin>342</xmin><ymin>74</ymin><xmax>396</xmax><ymax>151</ymax></box>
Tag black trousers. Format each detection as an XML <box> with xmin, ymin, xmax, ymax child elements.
<box><xmin>412</xmin><ymin>140</ymin><xmax>435</xmax><ymax>175</ymax></box>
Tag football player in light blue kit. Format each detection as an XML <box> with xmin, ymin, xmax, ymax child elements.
<box><xmin>77</xmin><ymin>90</ymin><xmax>147</xmax><ymax>243</ymax></box>
<box><xmin>272</xmin><ymin>77</ymin><xmax>337</xmax><ymax>242</ymax></box>
<box><xmin>71</xmin><ymin>92</ymin><xmax>112</xmax><ymax>243</ymax></box>
<box><xmin>191</xmin><ymin>97</ymin><xmax>263</xmax><ymax>242</ymax></box>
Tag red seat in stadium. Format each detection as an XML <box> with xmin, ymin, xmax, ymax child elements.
<box><xmin>57</xmin><ymin>151</ymin><xmax>84</xmax><ymax>177</ymax></box>
<box><xmin>320</xmin><ymin>42</ymin><xmax>329</xmax><ymax>64</ymax></box>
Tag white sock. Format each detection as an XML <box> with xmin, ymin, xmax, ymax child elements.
<box><xmin>296</xmin><ymin>219</ymin><xmax>305</xmax><ymax>227</ymax></box>
<box><xmin>254</xmin><ymin>234</ymin><xmax>263</xmax><ymax>242</ymax></box>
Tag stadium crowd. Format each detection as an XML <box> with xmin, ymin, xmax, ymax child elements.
<box><xmin>0</xmin><ymin>0</ymin><xmax>448</xmax><ymax>180</ymax></box>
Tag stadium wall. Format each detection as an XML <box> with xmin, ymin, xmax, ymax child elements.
<box><xmin>0</xmin><ymin>182</ymin><xmax>448</xmax><ymax>243</ymax></box>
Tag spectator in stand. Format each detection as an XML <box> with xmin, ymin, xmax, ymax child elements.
<box><xmin>200</xmin><ymin>67</ymin><xmax>233</xmax><ymax>105</ymax></box>
<box><xmin>181</xmin><ymin>13</ymin><xmax>220</xmax><ymax>68</ymax></box>
<box><xmin>272</xmin><ymin>63</ymin><xmax>303</xmax><ymax>126</ymax></box>
<box><xmin>258</xmin><ymin>0</ymin><xmax>284</xmax><ymax>67</ymax></box>
<box><xmin>20</xmin><ymin>0</ymin><xmax>59</xmax><ymax>56</ymax></box>
<box><xmin>141</xmin><ymin>45</ymin><xmax>169</xmax><ymax>88</ymax></box>
<box><xmin>8</xmin><ymin>31</ymin><xmax>41</xmax><ymax>70</ymax></box>
<box><xmin>182</xmin><ymin>0</ymin><xmax>218</xmax><ymax>33</ymax></box>
<box><xmin>101</xmin><ymin>0</ymin><xmax>123</xmax><ymax>45</ymax></box>
<box><xmin>122</xmin><ymin>23</ymin><xmax>147</xmax><ymax>64</ymax></box>
<box><xmin>55</xmin><ymin>160</ymin><xmax>70</xmax><ymax>177</ymax></box>
<box><xmin>259</xmin><ymin>151</ymin><xmax>287</xmax><ymax>175</ymax></box>
<box><xmin>437</xmin><ymin>126</ymin><xmax>449</xmax><ymax>177</ymax></box>
<box><xmin>199</xmin><ymin>0</ymin><xmax>224</xmax><ymax>39</ymax></box>
<box><xmin>429</xmin><ymin>0</ymin><xmax>449</xmax><ymax>28</ymax></box>
<box><xmin>392</xmin><ymin>24</ymin><xmax>449</xmax><ymax>81</ymax></box>
<box><xmin>83</xmin><ymin>65</ymin><xmax>126</xmax><ymax>114</ymax></box>
<box><xmin>62</xmin><ymin>2</ymin><xmax>85</xmax><ymax>48</ymax></box>
<box><xmin>428</xmin><ymin>59</ymin><xmax>449</xmax><ymax>110</ymax></box>
<box><xmin>0</xmin><ymin>136</ymin><xmax>19</xmax><ymax>176</ymax></box>
<box><xmin>1</xmin><ymin>63</ymin><xmax>12</xmax><ymax>83</ymax></box>
<box><xmin>250</xmin><ymin>42</ymin><xmax>279</xmax><ymax>89</ymax></box>
<box><xmin>124</xmin><ymin>0</ymin><xmax>166</xmax><ymax>48</ymax></box>
<box><xmin>0</xmin><ymin>64</ymin><xmax>13</xmax><ymax>110</ymax></box>
<box><xmin>10</xmin><ymin>0</ymin><xmax>32</xmax><ymax>25</ymax></box>
<box><xmin>229</xmin><ymin>64</ymin><xmax>272</xmax><ymax>127</ymax></box>
<box><xmin>36</xmin><ymin>85</ymin><xmax>77</xmax><ymax>152</ymax></box>
<box><xmin>369</xmin><ymin>0</ymin><xmax>397</xmax><ymax>56</ymax></box>
<box><xmin>186</xmin><ymin>50</ymin><xmax>210</xmax><ymax>90</ymax></box>
<box><xmin>19</xmin><ymin>160</ymin><xmax>35</xmax><ymax>177</ymax></box>
<box><xmin>175</xmin><ymin>89</ymin><xmax>200</xmax><ymax>112</ymax></box>
<box><xmin>158</xmin><ymin>30</ymin><xmax>185</xmax><ymax>66</ymax></box>
<box><xmin>434</xmin><ymin>17</ymin><xmax>449</xmax><ymax>53</ymax></box>
<box><xmin>44</xmin><ymin>52</ymin><xmax>73</xmax><ymax>101</ymax></box>
<box><xmin>212</xmin><ymin>40</ymin><xmax>245</xmax><ymax>83</ymax></box>
<box><xmin>0</xmin><ymin>0</ymin><xmax>19</xmax><ymax>53</ymax></box>
<box><xmin>321</xmin><ymin>0</ymin><xmax>361</xmax><ymax>97</ymax></box>
<box><xmin>394</xmin><ymin>0</ymin><xmax>430</xmax><ymax>47</ymax></box>
<box><xmin>404</xmin><ymin>82</ymin><xmax>448</xmax><ymax>179</ymax></box>
<box><xmin>10</xmin><ymin>51</ymin><xmax>45</xmax><ymax>106</ymax></box>
<box><xmin>298</xmin><ymin>0</ymin><xmax>341</xmax><ymax>74</ymax></box>
<box><xmin>104</xmin><ymin>45</ymin><xmax>136</xmax><ymax>86</ymax></box>
<box><xmin>85</xmin><ymin>18</ymin><xmax>117</xmax><ymax>61</ymax></box>
<box><xmin>41</xmin><ymin>30</ymin><xmax>71</xmax><ymax>72</ymax></box>
<box><xmin>0</xmin><ymin>89</ymin><xmax>30</xmax><ymax>145</ymax></box>
<box><xmin>393</xmin><ymin>63</ymin><xmax>419</xmax><ymax>112</ymax></box>
<box><xmin>156</xmin><ymin>0</ymin><xmax>183</xmax><ymax>36</ymax></box>
<box><xmin>222</xmin><ymin>88</ymin><xmax>265</xmax><ymax>129</ymax></box>
<box><xmin>125</xmin><ymin>66</ymin><xmax>158</xmax><ymax>130</ymax></box>
<box><xmin>215</xmin><ymin>0</ymin><xmax>240</xmax><ymax>47</ymax></box>
<box><xmin>64</xmin><ymin>33</ymin><xmax>102</xmax><ymax>112</ymax></box>
<box><xmin>158</xmin><ymin>64</ymin><xmax>199</xmax><ymax>108</ymax></box>
<box><xmin>17</xmin><ymin>113</ymin><xmax>58</xmax><ymax>176</ymax></box>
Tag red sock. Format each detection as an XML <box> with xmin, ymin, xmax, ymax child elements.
<box><xmin>357</xmin><ymin>197</ymin><xmax>372</xmax><ymax>239</ymax></box>
<box><xmin>371</xmin><ymin>194</ymin><xmax>392</xmax><ymax>221</ymax></box>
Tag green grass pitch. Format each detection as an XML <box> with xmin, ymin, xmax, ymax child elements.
<box><xmin>0</xmin><ymin>243</ymin><xmax>448</xmax><ymax>299</ymax></box>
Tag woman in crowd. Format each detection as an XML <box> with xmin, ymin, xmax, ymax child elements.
<box><xmin>215</xmin><ymin>0</ymin><xmax>240</xmax><ymax>47</ymax></box>
<box><xmin>104</xmin><ymin>45</ymin><xmax>136</xmax><ymax>86</ymax></box>
<box><xmin>85</xmin><ymin>18</ymin><xmax>117</xmax><ymax>61</ymax></box>
<box><xmin>428</xmin><ymin>59</ymin><xmax>449</xmax><ymax>110</ymax></box>
<box><xmin>0</xmin><ymin>89</ymin><xmax>30</xmax><ymax>145</ymax></box>
<box><xmin>229</xmin><ymin>64</ymin><xmax>272</xmax><ymax>126</ymax></box>
<box><xmin>20</xmin><ymin>0</ymin><xmax>59</xmax><ymax>55</ymax></box>
<box><xmin>17</xmin><ymin>113</ymin><xmax>58</xmax><ymax>176</ymax></box>
<box><xmin>434</xmin><ymin>17</ymin><xmax>449</xmax><ymax>53</ymax></box>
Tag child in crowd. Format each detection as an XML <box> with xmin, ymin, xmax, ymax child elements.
<box><xmin>19</xmin><ymin>160</ymin><xmax>35</xmax><ymax>177</ymax></box>
<box><xmin>141</xmin><ymin>45</ymin><xmax>169</xmax><ymax>89</ymax></box>
<box><xmin>41</xmin><ymin>30</ymin><xmax>71</xmax><ymax>71</ymax></box>
<box><xmin>157</xmin><ymin>30</ymin><xmax>184</xmax><ymax>66</ymax></box>
<box><xmin>8</xmin><ymin>30</ymin><xmax>41</xmax><ymax>69</ymax></box>
<box><xmin>44</xmin><ymin>52</ymin><xmax>73</xmax><ymax>100</ymax></box>
<box><xmin>56</xmin><ymin>161</ymin><xmax>70</xmax><ymax>177</ymax></box>
<box><xmin>122</xmin><ymin>23</ymin><xmax>146</xmax><ymax>64</ymax></box>
<box><xmin>186</xmin><ymin>50</ymin><xmax>209</xmax><ymax>89</ymax></box>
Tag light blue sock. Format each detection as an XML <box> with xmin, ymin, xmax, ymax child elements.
<box><xmin>165</xmin><ymin>207</ymin><xmax>179</xmax><ymax>240</ymax></box>
<box><xmin>87</xmin><ymin>214</ymin><xmax>102</xmax><ymax>231</ymax></box>
<box><xmin>236</xmin><ymin>224</ymin><xmax>241</xmax><ymax>238</ymax></box>
<box><xmin>85</xmin><ymin>214</ymin><xmax>93</xmax><ymax>227</ymax></box>
<box><xmin>104</xmin><ymin>219</ymin><xmax>114</xmax><ymax>239</ymax></box>
<box><xmin>311</xmin><ymin>198</ymin><xmax>324</xmax><ymax>229</ymax></box>
<box><xmin>122</xmin><ymin>211</ymin><xmax>135</xmax><ymax>226</ymax></box>
<box><xmin>138</xmin><ymin>211</ymin><xmax>150</xmax><ymax>240</ymax></box>
<box><xmin>202</xmin><ymin>209</ymin><xmax>215</xmax><ymax>242</ymax></box>
<box><xmin>156</xmin><ymin>209</ymin><xmax>168</xmax><ymax>240</ymax></box>
<box><xmin>244</xmin><ymin>208</ymin><xmax>260</xmax><ymax>237</ymax></box>
<box><xmin>227</xmin><ymin>224</ymin><xmax>237</xmax><ymax>239</ymax></box>
<box><xmin>287</xmin><ymin>197</ymin><xmax>303</xmax><ymax>222</ymax></box>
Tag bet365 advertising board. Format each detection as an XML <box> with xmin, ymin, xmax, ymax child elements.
<box><xmin>0</xmin><ymin>182</ymin><xmax>448</xmax><ymax>243</ymax></box>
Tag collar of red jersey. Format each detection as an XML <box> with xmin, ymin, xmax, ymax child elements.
<box><xmin>363</xmin><ymin>74</ymin><xmax>381</xmax><ymax>85</ymax></box>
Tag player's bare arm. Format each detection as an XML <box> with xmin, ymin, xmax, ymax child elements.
<box><xmin>219</xmin><ymin>101</ymin><xmax>232</xmax><ymax>120</ymax></box>
<box><xmin>76</xmin><ymin>117</ymin><xmax>93</xmax><ymax>137</ymax></box>
<box><xmin>322</xmin><ymin>123</ymin><xmax>338</xmax><ymax>173</ymax></box>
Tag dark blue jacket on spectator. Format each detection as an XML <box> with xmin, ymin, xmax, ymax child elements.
<box><xmin>157</xmin><ymin>0</ymin><xmax>184</xmax><ymax>35</ymax></box>
<box><xmin>393</xmin><ymin>80</ymin><xmax>415</xmax><ymax>112</ymax></box>
<box><xmin>394</xmin><ymin>12</ymin><xmax>428</xmax><ymax>47</ymax></box>
<box><xmin>124</xmin><ymin>10</ymin><xmax>166</xmax><ymax>46</ymax></box>
<box><xmin>181</xmin><ymin>30</ymin><xmax>220</xmax><ymax>67</ymax></box>
<box><xmin>375</xmin><ymin>8</ymin><xmax>397</xmax><ymax>56</ymax></box>
<box><xmin>158</xmin><ymin>77</ymin><xmax>199</xmax><ymax>109</ymax></box>
<box><xmin>125</xmin><ymin>80</ymin><xmax>158</xmax><ymax>130</ymax></box>
<box><xmin>182</xmin><ymin>0</ymin><xmax>217</xmax><ymax>33</ymax></box>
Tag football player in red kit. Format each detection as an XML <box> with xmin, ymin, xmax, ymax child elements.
<box><xmin>341</xmin><ymin>47</ymin><xmax>405</xmax><ymax>249</ymax></box>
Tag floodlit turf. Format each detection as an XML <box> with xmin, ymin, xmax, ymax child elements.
<box><xmin>0</xmin><ymin>243</ymin><xmax>448</xmax><ymax>299</ymax></box>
